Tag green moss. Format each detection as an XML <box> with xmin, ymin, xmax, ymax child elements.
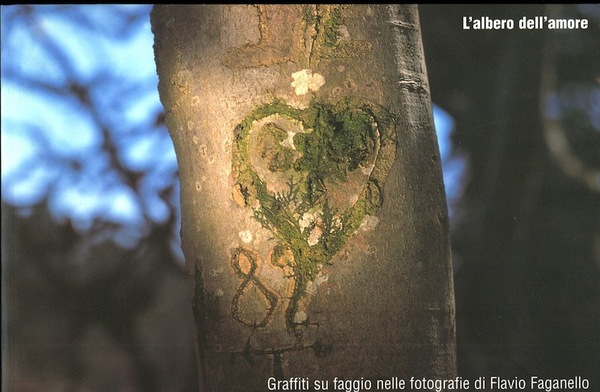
<box><xmin>319</xmin><ymin>6</ymin><xmax>343</xmax><ymax>49</ymax></box>
<box><xmin>293</xmin><ymin>100</ymin><xmax>378</xmax><ymax>184</ymax></box>
<box><xmin>310</xmin><ymin>5</ymin><xmax>372</xmax><ymax>61</ymax></box>
<box><xmin>231</xmin><ymin>97</ymin><xmax>396</xmax><ymax>335</ymax></box>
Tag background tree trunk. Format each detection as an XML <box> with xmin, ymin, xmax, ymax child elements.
<box><xmin>419</xmin><ymin>5</ymin><xmax>600</xmax><ymax>384</ymax></box>
<box><xmin>152</xmin><ymin>5</ymin><xmax>455</xmax><ymax>391</ymax></box>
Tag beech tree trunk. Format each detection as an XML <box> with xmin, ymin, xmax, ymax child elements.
<box><xmin>152</xmin><ymin>5</ymin><xmax>455</xmax><ymax>391</ymax></box>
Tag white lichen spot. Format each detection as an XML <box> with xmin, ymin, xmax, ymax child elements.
<box><xmin>306</xmin><ymin>271</ymin><xmax>329</xmax><ymax>295</ymax></box>
<box><xmin>215</xmin><ymin>289</ymin><xmax>224</xmax><ymax>297</ymax></box>
<box><xmin>293</xmin><ymin>311</ymin><xmax>308</xmax><ymax>324</ymax></box>
<box><xmin>192</xmin><ymin>135</ymin><xmax>199</xmax><ymax>145</ymax></box>
<box><xmin>360</xmin><ymin>215</ymin><xmax>380</xmax><ymax>232</ymax></box>
<box><xmin>299</xmin><ymin>209</ymin><xmax>322</xmax><ymax>231</ymax></box>
<box><xmin>308</xmin><ymin>226</ymin><xmax>323</xmax><ymax>246</ymax></box>
<box><xmin>291</xmin><ymin>69</ymin><xmax>325</xmax><ymax>96</ymax></box>
<box><xmin>280</xmin><ymin>130</ymin><xmax>297</xmax><ymax>150</ymax></box>
<box><xmin>195</xmin><ymin>182</ymin><xmax>202</xmax><ymax>191</ymax></box>
<box><xmin>191</xmin><ymin>95</ymin><xmax>200</xmax><ymax>107</ymax></box>
<box><xmin>239</xmin><ymin>230</ymin><xmax>253</xmax><ymax>243</ymax></box>
<box><xmin>331</xmin><ymin>215</ymin><xmax>343</xmax><ymax>230</ymax></box>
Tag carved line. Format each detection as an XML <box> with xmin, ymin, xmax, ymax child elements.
<box><xmin>230</xmin><ymin>247</ymin><xmax>278</xmax><ymax>328</ymax></box>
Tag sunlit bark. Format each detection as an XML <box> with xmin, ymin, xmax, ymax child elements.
<box><xmin>152</xmin><ymin>5</ymin><xmax>455</xmax><ymax>391</ymax></box>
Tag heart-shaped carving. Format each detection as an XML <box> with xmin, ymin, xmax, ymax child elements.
<box><xmin>231</xmin><ymin>97</ymin><xmax>396</xmax><ymax>335</ymax></box>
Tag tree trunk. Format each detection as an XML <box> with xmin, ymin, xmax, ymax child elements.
<box><xmin>152</xmin><ymin>5</ymin><xmax>455</xmax><ymax>391</ymax></box>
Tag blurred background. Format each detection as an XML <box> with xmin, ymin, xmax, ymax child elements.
<box><xmin>2</xmin><ymin>4</ymin><xmax>599</xmax><ymax>392</ymax></box>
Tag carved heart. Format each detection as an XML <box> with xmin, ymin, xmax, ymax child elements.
<box><xmin>231</xmin><ymin>97</ymin><xmax>396</xmax><ymax>334</ymax></box>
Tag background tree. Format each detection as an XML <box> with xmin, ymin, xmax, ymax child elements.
<box><xmin>2</xmin><ymin>6</ymin><xmax>197</xmax><ymax>391</ymax></box>
<box><xmin>151</xmin><ymin>4</ymin><xmax>455</xmax><ymax>391</ymax></box>
<box><xmin>420</xmin><ymin>4</ymin><xmax>600</xmax><ymax>387</ymax></box>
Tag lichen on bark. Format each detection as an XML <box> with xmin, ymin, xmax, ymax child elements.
<box><xmin>231</xmin><ymin>96</ymin><xmax>396</xmax><ymax>335</ymax></box>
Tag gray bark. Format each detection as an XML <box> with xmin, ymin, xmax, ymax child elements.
<box><xmin>152</xmin><ymin>5</ymin><xmax>455</xmax><ymax>391</ymax></box>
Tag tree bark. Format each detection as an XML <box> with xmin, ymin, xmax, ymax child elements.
<box><xmin>152</xmin><ymin>5</ymin><xmax>455</xmax><ymax>391</ymax></box>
